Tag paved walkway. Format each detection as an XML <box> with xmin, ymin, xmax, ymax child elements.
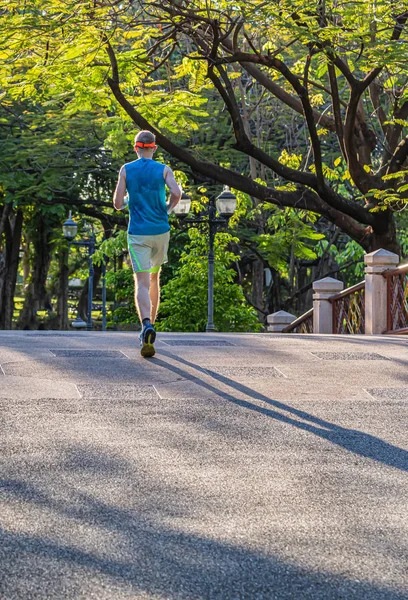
<box><xmin>0</xmin><ymin>331</ymin><xmax>407</xmax><ymax>599</ymax></box>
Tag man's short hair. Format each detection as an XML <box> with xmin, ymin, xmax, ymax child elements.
<box><xmin>135</xmin><ymin>130</ymin><xmax>156</xmax><ymax>147</ymax></box>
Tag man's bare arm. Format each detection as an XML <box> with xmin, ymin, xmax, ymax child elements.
<box><xmin>113</xmin><ymin>166</ymin><xmax>126</xmax><ymax>210</ymax></box>
<box><xmin>164</xmin><ymin>166</ymin><xmax>181</xmax><ymax>213</ymax></box>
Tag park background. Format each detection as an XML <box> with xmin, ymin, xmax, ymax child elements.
<box><xmin>1</xmin><ymin>0</ymin><xmax>407</xmax><ymax>332</ymax></box>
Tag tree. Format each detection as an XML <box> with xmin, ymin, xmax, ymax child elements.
<box><xmin>2</xmin><ymin>0</ymin><xmax>408</xmax><ymax>329</ymax></box>
<box><xmin>0</xmin><ymin>204</ymin><xmax>22</xmax><ymax>328</ymax></box>
<box><xmin>3</xmin><ymin>0</ymin><xmax>406</xmax><ymax>254</ymax></box>
<box><xmin>104</xmin><ymin>1</ymin><xmax>408</xmax><ymax>253</ymax></box>
<box><xmin>0</xmin><ymin>92</ymin><xmax>126</xmax><ymax>327</ymax></box>
<box><xmin>156</xmin><ymin>229</ymin><xmax>262</xmax><ymax>332</ymax></box>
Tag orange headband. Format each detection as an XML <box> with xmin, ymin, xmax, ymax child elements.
<box><xmin>135</xmin><ymin>141</ymin><xmax>156</xmax><ymax>148</ymax></box>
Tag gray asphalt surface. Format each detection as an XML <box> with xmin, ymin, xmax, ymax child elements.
<box><xmin>0</xmin><ymin>331</ymin><xmax>407</xmax><ymax>599</ymax></box>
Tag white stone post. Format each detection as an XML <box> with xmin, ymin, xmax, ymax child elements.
<box><xmin>313</xmin><ymin>277</ymin><xmax>344</xmax><ymax>334</ymax></box>
<box><xmin>267</xmin><ymin>310</ymin><xmax>296</xmax><ymax>333</ymax></box>
<box><xmin>364</xmin><ymin>249</ymin><xmax>399</xmax><ymax>334</ymax></box>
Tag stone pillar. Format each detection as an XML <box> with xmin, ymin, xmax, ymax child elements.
<box><xmin>313</xmin><ymin>277</ymin><xmax>344</xmax><ymax>334</ymax></box>
<box><xmin>364</xmin><ymin>249</ymin><xmax>399</xmax><ymax>334</ymax></box>
<box><xmin>267</xmin><ymin>310</ymin><xmax>296</xmax><ymax>332</ymax></box>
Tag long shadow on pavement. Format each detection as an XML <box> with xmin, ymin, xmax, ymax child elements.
<box><xmin>0</xmin><ymin>473</ymin><xmax>406</xmax><ymax>600</ymax></box>
<box><xmin>154</xmin><ymin>351</ymin><xmax>408</xmax><ymax>473</ymax></box>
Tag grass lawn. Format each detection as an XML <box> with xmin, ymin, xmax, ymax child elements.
<box><xmin>12</xmin><ymin>295</ymin><xmax>113</xmax><ymax>329</ymax></box>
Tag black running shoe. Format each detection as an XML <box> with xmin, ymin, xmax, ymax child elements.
<box><xmin>141</xmin><ymin>324</ymin><xmax>156</xmax><ymax>358</ymax></box>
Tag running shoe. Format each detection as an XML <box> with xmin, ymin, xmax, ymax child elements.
<box><xmin>140</xmin><ymin>324</ymin><xmax>156</xmax><ymax>358</ymax></box>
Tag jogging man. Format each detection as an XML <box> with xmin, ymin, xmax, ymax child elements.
<box><xmin>113</xmin><ymin>130</ymin><xmax>181</xmax><ymax>357</ymax></box>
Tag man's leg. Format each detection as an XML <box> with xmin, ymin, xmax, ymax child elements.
<box><xmin>149</xmin><ymin>232</ymin><xmax>169</xmax><ymax>324</ymax></box>
<box><xmin>134</xmin><ymin>272</ymin><xmax>151</xmax><ymax>322</ymax></box>
<box><xmin>134</xmin><ymin>271</ymin><xmax>156</xmax><ymax>358</ymax></box>
<box><xmin>149</xmin><ymin>269</ymin><xmax>161</xmax><ymax>324</ymax></box>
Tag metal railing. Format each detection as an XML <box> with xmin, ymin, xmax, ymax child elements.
<box><xmin>282</xmin><ymin>308</ymin><xmax>314</xmax><ymax>333</ymax></box>
<box><xmin>280</xmin><ymin>258</ymin><xmax>407</xmax><ymax>336</ymax></box>
<box><xmin>330</xmin><ymin>282</ymin><xmax>365</xmax><ymax>334</ymax></box>
<box><xmin>383</xmin><ymin>263</ymin><xmax>408</xmax><ymax>334</ymax></box>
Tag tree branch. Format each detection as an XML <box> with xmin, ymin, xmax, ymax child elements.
<box><xmin>37</xmin><ymin>196</ymin><xmax>126</xmax><ymax>228</ymax></box>
<box><xmin>207</xmin><ymin>65</ymin><xmax>318</xmax><ymax>187</ymax></box>
<box><xmin>209</xmin><ymin>49</ymin><xmax>338</xmax><ymax>196</ymax></box>
<box><xmin>328</xmin><ymin>62</ymin><xmax>346</xmax><ymax>158</ymax></box>
<box><xmin>334</xmin><ymin>9</ymin><xmax>408</xmax><ymax>188</ymax></box>
<box><xmin>387</xmin><ymin>135</ymin><xmax>408</xmax><ymax>176</ymax></box>
<box><xmin>104</xmin><ymin>41</ymin><xmax>375</xmax><ymax>245</ymax></box>
<box><xmin>104</xmin><ymin>37</ymin><xmax>119</xmax><ymax>84</ymax></box>
<box><xmin>301</xmin><ymin>50</ymin><xmax>325</xmax><ymax>192</ymax></box>
<box><xmin>387</xmin><ymin>101</ymin><xmax>408</xmax><ymax>156</ymax></box>
<box><xmin>195</xmin><ymin>62</ymin><xmax>372</xmax><ymax>222</ymax></box>
<box><xmin>369</xmin><ymin>81</ymin><xmax>388</xmax><ymax>137</ymax></box>
<box><xmin>223</xmin><ymin>52</ymin><xmax>337</xmax><ymax>131</ymax></box>
<box><xmin>391</xmin><ymin>11</ymin><xmax>408</xmax><ymax>40</ymax></box>
<box><xmin>343</xmin><ymin>84</ymin><xmax>383</xmax><ymax>193</ymax></box>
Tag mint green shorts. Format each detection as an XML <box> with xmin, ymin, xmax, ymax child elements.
<box><xmin>128</xmin><ymin>231</ymin><xmax>170</xmax><ymax>273</ymax></box>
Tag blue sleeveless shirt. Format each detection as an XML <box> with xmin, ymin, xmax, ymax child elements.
<box><xmin>125</xmin><ymin>158</ymin><xmax>170</xmax><ymax>236</ymax></box>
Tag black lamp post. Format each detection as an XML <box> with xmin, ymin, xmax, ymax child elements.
<box><xmin>174</xmin><ymin>187</ymin><xmax>237</xmax><ymax>332</ymax></box>
<box><xmin>62</xmin><ymin>211</ymin><xmax>105</xmax><ymax>331</ymax></box>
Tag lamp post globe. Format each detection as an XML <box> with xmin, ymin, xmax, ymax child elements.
<box><xmin>62</xmin><ymin>210</ymin><xmax>78</xmax><ymax>241</ymax></box>
<box><xmin>216</xmin><ymin>186</ymin><xmax>237</xmax><ymax>219</ymax></box>
<box><xmin>173</xmin><ymin>191</ymin><xmax>192</xmax><ymax>218</ymax></box>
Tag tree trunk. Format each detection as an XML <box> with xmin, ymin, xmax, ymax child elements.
<box><xmin>238</xmin><ymin>79</ymin><xmax>258</xmax><ymax>180</ymax></box>
<box><xmin>77</xmin><ymin>264</ymin><xmax>102</xmax><ymax>322</ymax></box>
<box><xmin>19</xmin><ymin>216</ymin><xmax>54</xmax><ymax>329</ymax></box>
<box><xmin>0</xmin><ymin>208</ymin><xmax>23</xmax><ymax>330</ymax></box>
<box><xmin>56</xmin><ymin>246</ymin><xmax>69</xmax><ymax>330</ymax></box>
<box><xmin>251</xmin><ymin>258</ymin><xmax>265</xmax><ymax>322</ymax></box>
<box><xmin>22</xmin><ymin>239</ymin><xmax>31</xmax><ymax>289</ymax></box>
<box><xmin>267</xmin><ymin>268</ymin><xmax>282</xmax><ymax>315</ymax></box>
<box><xmin>296</xmin><ymin>266</ymin><xmax>311</xmax><ymax>314</ymax></box>
<box><xmin>368</xmin><ymin>211</ymin><xmax>399</xmax><ymax>255</ymax></box>
<box><xmin>0</xmin><ymin>204</ymin><xmax>12</xmax><ymax>322</ymax></box>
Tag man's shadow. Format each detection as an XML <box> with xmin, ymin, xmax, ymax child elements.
<box><xmin>152</xmin><ymin>351</ymin><xmax>408</xmax><ymax>472</ymax></box>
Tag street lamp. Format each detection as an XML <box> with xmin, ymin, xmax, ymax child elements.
<box><xmin>174</xmin><ymin>191</ymin><xmax>192</xmax><ymax>217</ymax></box>
<box><xmin>173</xmin><ymin>186</ymin><xmax>237</xmax><ymax>332</ymax></box>
<box><xmin>62</xmin><ymin>213</ymin><xmax>106</xmax><ymax>331</ymax></box>
<box><xmin>62</xmin><ymin>211</ymin><xmax>78</xmax><ymax>241</ymax></box>
<box><xmin>216</xmin><ymin>187</ymin><xmax>237</xmax><ymax>218</ymax></box>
